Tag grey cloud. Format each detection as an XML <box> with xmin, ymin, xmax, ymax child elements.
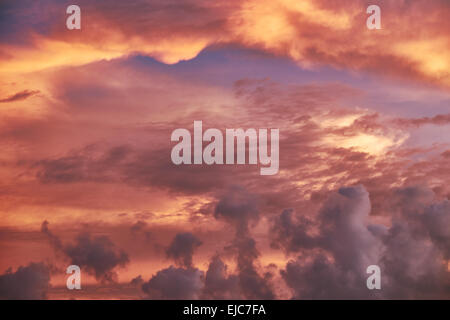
<box><xmin>142</xmin><ymin>266</ymin><xmax>204</xmax><ymax>300</ymax></box>
<box><xmin>272</xmin><ymin>185</ymin><xmax>450</xmax><ymax>299</ymax></box>
<box><xmin>0</xmin><ymin>90</ymin><xmax>39</xmax><ymax>103</ymax></box>
<box><xmin>41</xmin><ymin>221</ymin><xmax>129</xmax><ymax>282</ymax></box>
<box><xmin>214</xmin><ymin>186</ymin><xmax>259</xmax><ymax>232</ymax></box>
<box><xmin>214</xmin><ymin>187</ymin><xmax>275</xmax><ymax>299</ymax></box>
<box><xmin>166</xmin><ymin>232</ymin><xmax>202</xmax><ymax>268</ymax></box>
<box><xmin>234</xmin><ymin>236</ymin><xmax>275</xmax><ymax>299</ymax></box>
<box><xmin>0</xmin><ymin>262</ymin><xmax>50</xmax><ymax>300</ymax></box>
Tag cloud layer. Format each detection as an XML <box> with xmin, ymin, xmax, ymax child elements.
<box><xmin>1</xmin><ymin>0</ymin><xmax>449</xmax><ymax>87</ymax></box>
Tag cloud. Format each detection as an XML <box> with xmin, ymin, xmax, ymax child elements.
<box><xmin>0</xmin><ymin>0</ymin><xmax>232</xmax><ymax>72</ymax></box>
<box><xmin>129</xmin><ymin>275</ymin><xmax>144</xmax><ymax>287</ymax></box>
<box><xmin>1</xmin><ymin>6</ymin><xmax>450</xmax><ymax>300</ymax></box>
<box><xmin>41</xmin><ymin>221</ymin><xmax>129</xmax><ymax>282</ymax></box>
<box><xmin>421</xmin><ymin>201</ymin><xmax>450</xmax><ymax>259</ymax></box>
<box><xmin>233</xmin><ymin>235</ymin><xmax>275</xmax><ymax>299</ymax></box>
<box><xmin>214</xmin><ymin>186</ymin><xmax>260</xmax><ymax>231</ymax></box>
<box><xmin>64</xmin><ymin>233</ymin><xmax>129</xmax><ymax>282</ymax></box>
<box><xmin>0</xmin><ymin>90</ymin><xmax>39</xmax><ymax>103</ymax></box>
<box><xmin>272</xmin><ymin>185</ymin><xmax>450</xmax><ymax>299</ymax></box>
<box><xmin>214</xmin><ymin>187</ymin><xmax>275</xmax><ymax>299</ymax></box>
<box><xmin>166</xmin><ymin>232</ymin><xmax>202</xmax><ymax>268</ymax></box>
<box><xmin>275</xmin><ymin>185</ymin><xmax>382</xmax><ymax>299</ymax></box>
<box><xmin>2</xmin><ymin>64</ymin><xmax>406</xmax><ymax>215</ymax></box>
<box><xmin>141</xmin><ymin>186</ymin><xmax>275</xmax><ymax>300</ymax></box>
<box><xmin>35</xmin><ymin>145</ymin><xmax>132</xmax><ymax>184</ymax></box>
<box><xmin>395</xmin><ymin>114</ymin><xmax>450</xmax><ymax>127</ymax></box>
<box><xmin>1</xmin><ymin>0</ymin><xmax>449</xmax><ymax>87</ymax></box>
<box><xmin>203</xmin><ymin>256</ymin><xmax>241</xmax><ymax>299</ymax></box>
<box><xmin>130</xmin><ymin>220</ymin><xmax>153</xmax><ymax>243</ymax></box>
<box><xmin>0</xmin><ymin>262</ymin><xmax>50</xmax><ymax>300</ymax></box>
<box><xmin>141</xmin><ymin>266</ymin><xmax>204</xmax><ymax>299</ymax></box>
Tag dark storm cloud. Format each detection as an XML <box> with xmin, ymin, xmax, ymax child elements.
<box><xmin>166</xmin><ymin>232</ymin><xmax>202</xmax><ymax>268</ymax></box>
<box><xmin>141</xmin><ymin>266</ymin><xmax>204</xmax><ymax>299</ymax></box>
<box><xmin>272</xmin><ymin>185</ymin><xmax>450</xmax><ymax>299</ymax></box>
<box><xmin>0</xmin><ymin>262</ymin><xmax>50</xmax><ymax>300</ymax></box>
<box><xmin>41</xmin><ymin>221</ymin><xmax>129</xmax><ymax>282</ymax></box>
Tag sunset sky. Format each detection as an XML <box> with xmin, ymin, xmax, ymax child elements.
<box><xmin>0</xmin><ymin>0</ymin><xmax>449</xmax><ymax>299</ymax></box>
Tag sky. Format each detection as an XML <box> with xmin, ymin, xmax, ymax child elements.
<box><xmin>0</xmin><ymin>0</ymin><xmax>449</xmax><ymax>299</ymax></box>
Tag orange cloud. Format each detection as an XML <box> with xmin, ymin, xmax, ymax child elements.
<box><xmin>1</xmin><ymin>0</ymin><xmax>448</xmax><ymax>88</ymax></box>
<box><xmin>1</xmin><ymin>0</ymin><xmax>449</xmax><ymax>88</ymax></box>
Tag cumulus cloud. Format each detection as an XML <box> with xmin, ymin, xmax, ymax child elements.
<box><xmin>142</xmin><ymin>266</ymin><xmax>204</xmax><ymax>299</ymax></box>
<box><xmin>395</xmin><ymin>114</ymin><xmax>450</xmax><ymax>127</ymax></box>
<box><xmin>272</xmin><ymin>185</ymin><xmax>450</xmax><ymax>299</ymax></box>
<box><xmin>41</xmin><ymin>221</ymin><xmax>129</xmax><ymax>282</ymax></box>
<box><xmin>0</xmin><ymin>262</ymin><xmax>50</xmax><ymax>300</ymax></box>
